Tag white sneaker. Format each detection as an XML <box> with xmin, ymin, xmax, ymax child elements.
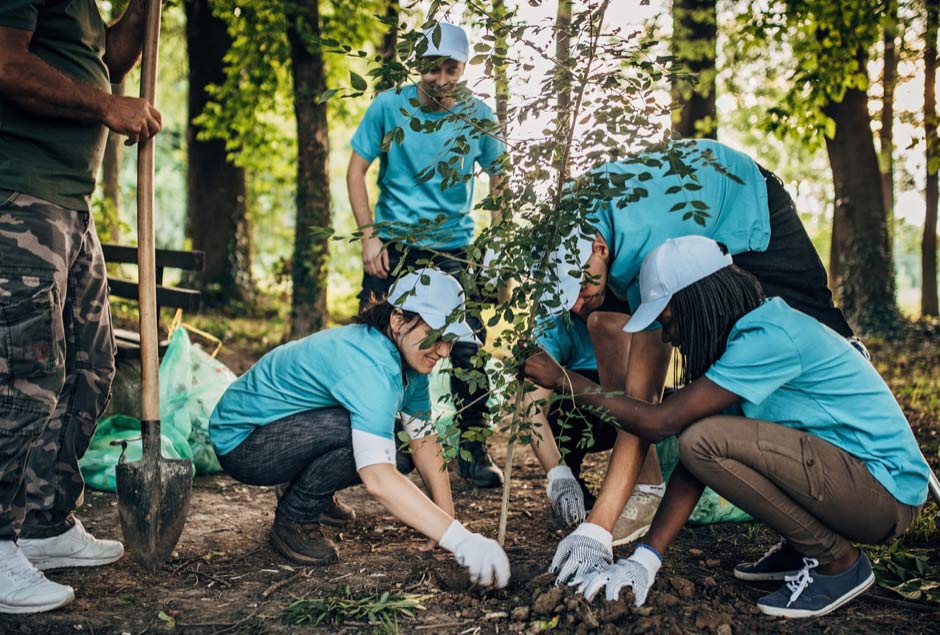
<box><xmin>0</xmin><ymin>540</ymin><xmax>74</xmax><ymax>614</ymax></box>
<box><xmin>611</xmin><ymin>490</ymin><xmax>663</xmax><ymax>547</ymax></box>
<box><xmin>18</xmin><ymin>519</ymin><xmax>124</xmax><ymax>570</ymax></box>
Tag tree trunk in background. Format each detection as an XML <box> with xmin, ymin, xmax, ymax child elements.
<box><xmin>184</xmin><ymin>0</ymin><xmax>252</xmax><ymax>305</ymax></box>
<box><xmin>823</xmin><ymin>78</ymin><xmax>900</xmax><ymax>333</ymax></box>
<box><xmin>374</xmin><ymin>0</ymin><xmax>399</xmax><ymax>93</ymax></box>
<box><xmin>100</xmin><ymin>82</ymin><xmax>124</xmax><ymax>243</ymax></box>
<box><xmin>924</xmin><ymin>0</ymin><xmax>939</xmax><ymax>316</ymax></box>
<box><xmin>287</xmin><ymin>0</ymin><xmax>331</xmax><ymax>337</ymax></box>
<box><xmin>880</xmin><ymin>0</ymin><xmax>898</xmax><ymax>244</ymax></box>
<box><xmin>671</xmin><ymin>0</ymin><xmax>717</xmax><ymax>139</ymax></box>
<box><xmin>554</xmin><ymin>0</ymin><xmax>571</xmax><ymax>179</ymax></box>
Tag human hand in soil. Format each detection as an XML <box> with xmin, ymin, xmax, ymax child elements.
<box><xmin>546</xmin><ymin>465</ymin><xmax>586</xmax><ymax>526</ymax></box>
<box><xmin>550</xmin><ymin>522</ymin><xmax>612</xmax><ymax>586</ymax></box>
<box><xmin>439</xmin><ymin>520</ymin><xmax>511</xmax><ymax>588</ymax></box>
<box><xmin>522</xmin><ymin>350</ymin><xmax>564</xmax><ymax>389</ymax></box>
<box><xmin>579</xmin><ymin>545</ymin><xmax>662</xmax><ymax>605</ymax></box>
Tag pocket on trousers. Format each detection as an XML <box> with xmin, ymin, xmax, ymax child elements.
<box><xmin>0</xmin><ymin>281</ymin><xmax>61</xmax><ymax>380</ymax></box>
<box><xmin>800</xmin><ymin>435</ymin><xmax>823</xmax><ymax>501</ymax></box>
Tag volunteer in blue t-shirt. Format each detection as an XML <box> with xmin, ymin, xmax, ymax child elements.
<box><xmin>347</xmin><ymin>21</ymin><xmax>506</xmax><ymax>490</ymax></box>
<box><xmin>543</xmin><ymin>138</ymin><xmax>862</xmax><ymax>576</ymax></box>
<box><xmin>525</xmin><ymin>236</ymin><xmax>928</xmax><ymax>619</ymax></box>
<box><xmin>528</xmin><ymin>313</ymin><xmax>665</xmax><ymax>538</ymax></box>
<box><xmin>209</xmin><ymin>269</ymin><xmax>509</xmax><ymax>588</ymax></box>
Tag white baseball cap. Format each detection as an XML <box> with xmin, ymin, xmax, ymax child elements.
<box><xmin>419</xmin><ymin>22</ymin><xmax>470</xmax><ymax>63</ymax></box>
<box><xmin>388</xmin><ymin>268</ymin><xmax>480</xmax><ymax>344</ymax></box>
<box><xmin>623</xmin><ymin>236</ymin><xmax>733</xmax><ymax>333</ymax></box>
<box><xmin>546</xmin><ymin>228</ymin><xmax>595</xmax><ymax>313</ymax></box>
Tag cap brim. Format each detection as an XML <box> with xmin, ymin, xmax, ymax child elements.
<box><xmin>623</xmin><ymin>295</ymin><xmax>670</xmax><ymax>333</ymax></box>
<box><xmin>444</xmin><ymin>320</ymin><xmax>482</xmax><ymax>346</ymax></box>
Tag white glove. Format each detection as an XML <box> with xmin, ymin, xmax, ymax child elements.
<box><xmin>579</xmin><ymin>544</ymin><xmax>662</xmax><ymax>605</ymax></box>
<box><xmin>547</xmin><ymin>465</ymin><xmax>586</xmax><ymax>526</ymax></box>
<box><xmin>550</xmin><ymin>522</ymin><xmax>612</xmax><ymax>586</ymax></box>
<box><xmin>439</xmin><ymin>520</ymin><xmax>511</xmax><ymax>589</ymax></box>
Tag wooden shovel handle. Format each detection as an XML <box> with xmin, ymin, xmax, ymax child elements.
<box><xmin>137</xmin><ymin>0</ymin><xmax>162</xmax><ymax>428</ymax></box>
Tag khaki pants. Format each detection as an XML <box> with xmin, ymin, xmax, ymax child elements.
<box><xmin>678</xmin><ymin>416</ymin><xmax>918</xmax><ymax>565</ymax></box>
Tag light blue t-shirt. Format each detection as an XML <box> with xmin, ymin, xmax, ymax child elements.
<box><xmin>590</xmin><ymin>139</ymin><xmax>770</xmax><ymax>306</ymax></box>
<box><xmin>209</xmin><ymin>324</ymin><xmax>430</xmax><ymax>456</ymax></box>
<box><xmin>350</xmin><ymin>85</ymin><xmax>505</xmax><ymax>250</ymax></box>
<box><xmin>535</xmin><ymin>312</ymin><xmax>597</xmax><ymax>372</ymax></box>
<box><xmin>704</xmin><ymin>298</ymin><xmax>929</xmax><ymax>507</ymax></box>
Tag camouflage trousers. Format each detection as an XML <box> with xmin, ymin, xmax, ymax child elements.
<box><xmin>0</xmin><ymin>190</ymin><xmax>115</xmax><ymax>540</ymax></box>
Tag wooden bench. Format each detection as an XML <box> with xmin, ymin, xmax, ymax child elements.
<box><xmin>102</xmin><ymin>243</ymin><xmax>205</xmax><ymax>359</ymax></box>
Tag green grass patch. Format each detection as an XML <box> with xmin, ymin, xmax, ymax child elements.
<box><xmin>282</xmin><ymin>586</ymin><xmax>429</xmax><ymax>633</ymax></box>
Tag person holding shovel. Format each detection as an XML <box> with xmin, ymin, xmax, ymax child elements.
<box><xmin>524</xmin><ymin>235</ymin><xmax>928</xmax><ymax>618</ymax></box>
<box><xmin>347</xmin><ymin>21</ymin><xmax>506</xmax><ymax>490</ymax></box>
<box><xmin>541</xmin><ymin>138</ymin><xmax>865</xmax><ymax>581</ymax></box>
<box><xmin>0</xmin><ymin>0</ymin><xmax>163</xmax><ymax>614</ymax></box>
<box><xmin>209</xmin><ymin>268</ymin><xmax>511</xmax><ymax>588</ymax></box>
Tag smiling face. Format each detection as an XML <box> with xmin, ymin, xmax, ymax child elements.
<box><xmin>418</xmin><ymin>59</ymin><xmax>465</xmax><ymax>109</ymax></box>
<box><xmin>391</xmin><ymin>312</ymin><xmax>453</xmax><ymax>374</ymax></box>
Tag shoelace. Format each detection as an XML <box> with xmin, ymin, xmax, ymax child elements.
<box><xmin>784</xmin><ymin>557</ymin><xmax>820</xmax><ymax>607</ymax></box>
<box><xmin>0</xmin><ymin>549</ymin><xmax>44</xmax><ymax>586</ymax></box>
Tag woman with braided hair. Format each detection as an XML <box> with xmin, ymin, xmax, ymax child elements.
<box><xmin>524</xmin><ymin>236</ymin><xmax>929</xmax><ymax>619</ymax></box>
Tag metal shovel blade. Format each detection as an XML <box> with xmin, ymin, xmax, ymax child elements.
<box><xmin>115</xmin><ymin>423</ymin><xmax>193</xmax><ymax>570</ymax></box>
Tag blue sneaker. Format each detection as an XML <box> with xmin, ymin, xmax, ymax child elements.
<box><xmin>734</xmin><ymin>540</ymin><xmax>804</xmax><ymax>581</ymax></box>
<box><xmin>757</xmin><ymin>552</ymin><xmax>875</xmax><ymax>618</ymax></box>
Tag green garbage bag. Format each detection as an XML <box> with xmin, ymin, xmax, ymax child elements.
<box><xmin>78</xmin><ymin>415</ymin><xmax>192</xmax><ymax>492</ymax></box>
<box><xmin>656</xmin><ymin>435</ymin><xmax>753</xmax><ymax>525</ymax></box>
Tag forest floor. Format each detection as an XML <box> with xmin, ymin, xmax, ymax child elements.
<box><xmin>2</xmin><ymin>319</ymin><xmax>938</xmax><ymax>635</ymax></box>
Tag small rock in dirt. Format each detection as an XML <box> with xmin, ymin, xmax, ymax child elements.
<box><xmin>688</xmin><ymin>548</ymin><xmax>704</xmax><ymax>556</ymax></box>
<box><xmin>630</xmin><ymin>605</ymin><xmax>654</xmax><ymax>616</ymax></box>
<box><xmin>717</xmin><ymin>624</ymin><xmax>733</xmax><ymax>635</ymax></box>
<box><xmin>633</xmin><ymin>616</ymin><xmax>662</xmax><ymax>634</ymax></box>
<box><xmin>694</xmin><ymin>609</ymin><xmax>724</xmax><ymax>630</ymax></box>
<box><xmin>529</xmin><ymin>571</ymin><xmax>556</xmax><ymax>587</ymax></box>
<box><xmin>510</xmin><ymin>606</ymin><xmax>530</xmax><ymax>621</ymax></box>
<box><xmin>509</xmin><ymin>622</ymin><xmax>525</xmax><ymax>633</ymax></box>
<box><xmin>669</xmin><ymin>576</ymin><xmax>695</xmax><ymax>599</ymax></box>
<box><xmin>532</xmin><ymin>587</ymin><xmax>564</xmax><ymax>616</ymax></box>
<box><xmin>460</xmin><ymin>609</ymin><xmax>473</xmax><ymax>618</ymax></box>
<box><xmin>484</xmin><ymin>611</ymin><xmax>508</xmax><ymax>621</ymax></box>
<box><xmin>599</xmin><ymin>598</ymin><xmax>630</xmax><ymax>623</ymax></box>
<box><xmin>553</xmin><ymin>602</ymin><xmax>566</xmax><ymax>614</ymax></box>
<box><xmin>579</xmin><ymin>606</ymin><xmax>600</xmax><ymax>629</ymax></box>
<box><xmin>565</xmin><ymin>596</ymin><xmax>580</xmax><ymax>611</ymax></box>
<box><xmin>703</xmin><ymin>576</ymin><xmax>718</xmax><ymax>588</ymax></box>
<box><xmin>706</xmin><ymin>558</ymin><xmax>721</xmax><ymax>568</ymax></box>
<box><xmin>656</xmin><ymin>593</ymin><xmax>680</xmax><ymax>607</ymax></box>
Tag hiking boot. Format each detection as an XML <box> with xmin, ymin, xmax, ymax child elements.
<box><xmin>757</xmin><ymin>552</ymin><xmax>875</xmax><ymax>618</ymax></box>
<box><xmin>0</xmin><ymin>541</ymin><xmax>74</xmax><ymax>614</ymax></box>
<box><xmin>269</xmin><ymin>515</ymin><xmax>338</xmax><ymax>565</ymax></box>
<box><xmin>734</xmin><ymin>540</ymin><xmax>805</xmax><ymax>581</ymax></box>
<box><xmin>458</xmin><ymin>441</ymin><xmax>504</xmax><ymax>489</ymax></box>
<box><xmin>274</xmin><ymin>486</ymin><xmax>356</xmax><ymax>528</ymax></box>
<box><xmin>18</xmin><ymin>518</ymin><xmax>123</xmax><ymax>570</ymax></box>
<box><xmin>611</xmin><ymin>490</ymin><xmax>663</xmax><ymax>546</ymax></box>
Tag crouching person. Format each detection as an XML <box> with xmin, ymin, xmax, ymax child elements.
<box><xmin>209</xmin><ymin>268</ymin><xmax>510</xmax><ymax>588</ymax></box>
<box><xmin>524</xmin><ymin>236</ymin><xmax>928</xmax><ymax>618</ymax></box>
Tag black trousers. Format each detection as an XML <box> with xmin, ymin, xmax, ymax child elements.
<box><xmin>546</xmin><ymin>369</ymin><xmax>617</xmax><ymax>478</ymax></box>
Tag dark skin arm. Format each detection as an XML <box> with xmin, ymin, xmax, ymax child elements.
<box><xmin>523</xmin><ymin>350</ymin><xmax>740</xmax><ymax>443</ymax></box>
<box><xmin>0</xmin><ymin>2</ymin><xmax>161</xmax><ymax>144</ymax></box>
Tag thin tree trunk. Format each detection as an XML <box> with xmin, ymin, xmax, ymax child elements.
<box><xmin>184</xmin><ymin>0</ymin><xmax>252</xmax><ymax>304</ymax></box>
<box><xmin>287</xmin><ymin>0</ymin><xmax>331</xmax><ymax>337</ymax></box>
<box><xmin>671</xmin><ymin>0</ymin><xmax>717</xmax><ymax>139</ymax></box>
<box><xmin>554</xmin><ymin>0</ymin><xmax>572</xmax><ymax>181</ymax></box>
<box><xmin>494</xmin><ymin>0</ymin><xmax>511</xmax><ymax>134</ymax></box>
<box><xmin>924</xmin><ymin>0</ymin><xmax>939</xmax><ymax>316</ymax></box>
<box><xmin>374</xmin><ymin>0</ymin><xmax>399</xmax><ymax>93</ymax></box>
<box><xmin>881</xmin><ymin>0</ymin><xmax>898</xmax><ymax>244</ymax></box>
<box><xmin>823</xmin><ymin>75</ymin><xmax>900</xmax><ymax>333</ymax></box>
<box><xmin>101</xmin><ymin>82</ymin><xmax>124</xmax><ymax>243</ymax></box>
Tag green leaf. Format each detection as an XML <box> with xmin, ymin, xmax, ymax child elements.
<box><xmin>317</xmin><ymin>88</ymin><xmax>338</xmax><ymax>104</ymax></box>
<box><xmin>349</xmin><ymin>72</ymin><xmax>367</xmax><ymax>91</ymax></box>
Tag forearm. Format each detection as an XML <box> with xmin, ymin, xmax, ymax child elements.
<box><xmin>359</xmin><ymin>464</ymin><xmax>454</xmax><ymax>541</ymax></box>
<box><xmin>411</xmin><ymin>435</ymin><xmax>455</xmax><ymax>517</ymax></box>
<box><xmin>587</xmin><ymin>430</ymin><xmax>647</xmax><ymax>530</ymax></box>
<box><xmin>644</xmin><ymin>463</ymin><xmax>705</xmax><ymax>555</ymax></box>
<box><xmin>347</xmin><ymin>168</ymin><xmax>375</xmax><ymax>236</ymax></box>
<box><xmin>524</xmin><ymin>388</ymin><xmax>563</xmax><ymax>472</ymax></box>
<box><xmin>104</xmin><ymin>0</ymin><xmax>149</xmax><ymax>82</ymax></box>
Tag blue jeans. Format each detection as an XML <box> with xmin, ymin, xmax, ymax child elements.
<box><xmin>217</xmin><ymin>408</ymin><xmax>414</xmax><ymax>523</ymax></box>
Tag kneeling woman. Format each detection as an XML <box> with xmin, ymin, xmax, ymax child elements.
<box><xmin>524</xmin><ymin>236</ymin><xmax>928</xmax><ymax>618</ymax></box>
<box><xmin>210</xmin><ymin>268</ymin><xmax>509</xmax><ymax>588</ymax></box>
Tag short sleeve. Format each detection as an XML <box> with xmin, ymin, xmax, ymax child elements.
<box><xmin>705</xmin><ymin>323</ymin><xmax>802</xmax><ymax>405</ymax></box>
<box><xmin>535</xmin><ymin>319</ymin><xmax>570</xmax><ymax>367</ymax></box>
<box><xmin>0</xmin><ymin>0</ymin><xmax>41</xmax><ymax>31</ymax></box>
<box><xmin>350</xmin><ymin>93</ymin><xmax>388</xmax><ymax>163</ymax></box>
<box><xmin>400</xmin><ymin>371</ymin><xmax>431</xmax><ymax>420</ymax></box>
<box><xmin>330</xmin><ymin>367</ymin><xmax>400</xmax><ymax>439</ymax></box>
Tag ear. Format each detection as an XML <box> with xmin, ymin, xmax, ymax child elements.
<box><xmin>389</xmin><ymin>309</ymin><xmax>404</xmax><ymax>337</ymax></box>
<box><xmin>658</xmin><ymin>304</ymin><xmax>673</xmax><ymax>323</ymax></box>
<box><xmin>593</xmin><ymin>233</ymin><xmax>609</xmax><ymax>260</ymax></box>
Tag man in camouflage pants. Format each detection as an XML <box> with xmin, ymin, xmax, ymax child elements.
<box><xmin>0</xmin><ymin>0</ymin><xmax>162</xmax><ymax>614</ymax></box>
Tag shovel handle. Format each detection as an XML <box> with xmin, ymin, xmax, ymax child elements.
<box><xmin>137</xmin><ymin>0</ymin><xmax>162</xmax><ymax>431</ymax></box>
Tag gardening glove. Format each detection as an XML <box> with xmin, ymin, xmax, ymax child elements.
<box><xmin>439</xmin><ymin>520</ymin><xmax>511</xmax><ymax>589</ymax></box>
<box><xmin>550</xmin><ymin>522</ymin><xmax>612</xmax><ymax>586</ymax></box>
<box><xmin>579</xmin><ymin>544</ymin><xmax>662</xmax><ymax>605</ymax></box>
<box><xmin>547</xmin><ymin>465</ymin><xmax>586</xmax><ymax>526</ymax></box>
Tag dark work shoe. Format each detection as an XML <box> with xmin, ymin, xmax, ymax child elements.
<box><xmin>274</xmin><ymin>486</ymin><xmax>355</xmax><ymax>528</ymax></box>
<box><xmin>734</xmin><ymin>540</ymin><xmax>805</xmax><ymax>581</ymax></box>
<box><xmin>458</xmin><ymin>442</ymin><xmax>504</xmax><ymax>489</ymax></box>
<box><xmin>757</xmin><ymin>552</ymin><xmax>875</xmax><ymax>618</ymax></box>
<box><xmin>269</xmin><ymin>515</ymin><xmax>338</xmax><ymax>565</ymax></box>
